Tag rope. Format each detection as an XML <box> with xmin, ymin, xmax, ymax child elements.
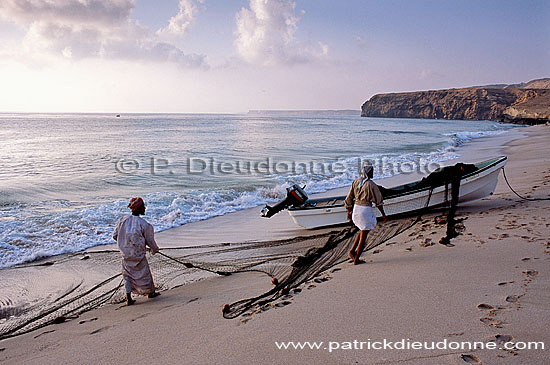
<box><xmin>156</xmin><ymin>251</ymin><xmax>231</xmax><ymax>276</ymax></box>
<box><xmin>502</xmin><ymin>168</ymin><xmax>550</xmax><ymax>201</ymax></box>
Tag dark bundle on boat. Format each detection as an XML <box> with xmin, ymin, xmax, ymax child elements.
<box><xmin>416</xmin><ymin>162</ymin><xmax>477</xmax><ymax>189</ymax></box>
<box><xmin>377</xmin><ymin>162</ymin><xmax>477</xmax><ymax>245</ymax></box>
<box><xmin>378</xmin><ymin>163</ymin><xmax>477</xmax><ymax>198</ymax></box>
<box><xmin>261</xmin><ymin>184</ymin><xmax>308</xmax><ymax>218</ymax></box>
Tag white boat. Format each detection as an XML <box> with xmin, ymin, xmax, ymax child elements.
<box><xmin>288</xmin><ymin>156</ymin><xmax>507</xmax><ymax>229</ymax></box>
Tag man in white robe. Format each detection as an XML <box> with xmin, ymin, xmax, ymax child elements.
<box><xmin>113</xmin><ymin>197</ymin><xmax>160</xmax><ymax>305</ymax></box>
<box><xmin>344</xmin><ymin>161</ymin><xmax>387</xmax><ymax>265</ymax></box>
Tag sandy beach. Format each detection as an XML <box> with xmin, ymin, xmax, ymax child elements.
<box><xmin>1</xmin><ymin>125</ymin><xmax>549</xmax><ymax>364</ymax></box>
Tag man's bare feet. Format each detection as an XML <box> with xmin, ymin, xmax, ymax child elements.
<box><xmin>348</xmin><ymin>251</ymin><xmax>356</xmax><ymax>261</ymax></box>
<box><xmin>148</xmin><ymin>292</ymin><xmax>160</xmax><ymax>299</ymax></box>
<box><xmin>353</xmin><ymin>259</ymin><xmax>365</xmax><ymax>265</ymax></box>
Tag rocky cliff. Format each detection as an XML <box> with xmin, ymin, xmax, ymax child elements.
<box><xmin>361</xmin><ymin>79</ymin><xmax>550</xmax><ymax>124</ymax></box>
<box><xmin>503</xmin><ymin>89</ymin><xmax>550</xmax><ymax>124</ymax></box>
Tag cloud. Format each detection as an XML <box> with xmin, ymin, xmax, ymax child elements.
<box><xmin>234</xmin><ymin>0</ymin><xmax>328</xmax><ymax>66</ymax></box>
<box><xmin>0</xmin><ymin>0</ymin><xmax>207</xmax><ymax>68</ymax></box>
<box><xmin>418</xmin><ymin>69</ymin><xmax>444</xmax><ymax>81</ymax></box>
<box><xmin>156</xmin><ymin>0</ymin><xmax>205</xmax><ymax>37</ymax></box>
<box><xmin>0</xmin><ymin>0</ymin><xmax>133</xmax><ymax>27</ymax></box>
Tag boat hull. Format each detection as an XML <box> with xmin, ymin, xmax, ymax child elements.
<box><xmin>288</xmin><ymin>157</ymin><xmax>506</xmax><ymax>229</ymax></box>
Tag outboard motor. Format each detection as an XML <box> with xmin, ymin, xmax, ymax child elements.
<box><xmin>261</xmin><ymin>184</ymin><xmax>308</xmax><ymax>218</ymax></box>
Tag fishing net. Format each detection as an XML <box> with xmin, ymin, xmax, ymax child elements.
<box><xmin>221</xmin><ymin>208</ymin><xmax>428</xmax><ymax>319</ymax></box>
<box><xmin>0</xmin><ymin>185</ymin><xmax>441</xmax><ymax>339</ymax></box>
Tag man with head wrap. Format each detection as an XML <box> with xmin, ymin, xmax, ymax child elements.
<box><xmin>344</xmin><ymin>160</ymin><xmax>387</xmax><ymax>264</ymax></box>
<box><xmin>113</xmin><ymin>197</ymin><xmax>160</xmax><ymax>305</ymax></box>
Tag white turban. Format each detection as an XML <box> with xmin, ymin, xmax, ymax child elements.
<box><xmin>359</xmin><ymin>160</ymin><xmax>374</xmax><ymax>187</ymax></box>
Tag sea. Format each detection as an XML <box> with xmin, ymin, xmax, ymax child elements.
<box><xmin>0</xmin><ymin>112</ymin><xmax>519</xmax><ymax>268</ymax></box>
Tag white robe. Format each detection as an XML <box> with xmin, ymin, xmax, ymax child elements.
<box><xmin>113</xmin><ymin>215</ymin><xmax>159</xmax><ymax>295</ymax></box>
<box><xmin>351</xmin><ymin>205</ymin><xmax>377</xmax><ymax>231</ymax></box>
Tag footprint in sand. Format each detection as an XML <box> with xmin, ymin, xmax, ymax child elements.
<box><xmin>419</xmin><ymin>238</ymin><xmax>434</xmax><ymax>247</ymax></box>
<box><xmin>497</xmin><ymin>281</ymin><xmax>514</xmax><ymax>286</ymax></box>
<box><xmin>480</xmin><ymin>317</ymin><xmax>504</xmax><ymax>328</ymax></box>
<box><xmin>307</xmin><ymin>284</ymin><xmax>316</xmax><ymax>290</ymax></box>
<box><xmin>495</xmin><ymin>334</ymin><xmax>514</xmax><ymax>343</ymax></box>
<box><xmin>477</xmin><ymin>303</ymin><xmax>504</xmax><ymax>321</ymax></box>
<box><xmin>477</xmin><ymin>303</ymin><xmax>495</xmax><ymax>310</ymax></box>
<box><xmin>89</xmin><ymin>325</ymin><xmax>112</xmax><ymax>335</ymax></box>
<box><xmin>372</xmin><ymin>249</ymin><xmax>382</xmax><ymax>254</ymax></box>
<box><xmin>522</xmin><ymin>269</ymin><xmax>538</xmax><ymax>278</ymax></box>
<box><xmin>274</xmin><ymin>301</ymin><xmax>292</xmax><ymax>308</ymax></box>
<box><xmin>331</xmin><ymin>268</ymin><xmax>341</xmax><ymax>273</ymax></box>
<box><xmin>79</xmin><ymin>317</ymin><xmax>98</xmax><ymax>325</ymax></box>
<box><xmin>505</xmin><ymin>295</ymin><xmax>519</xmax><ymax>303</ymax></box>
<box><xmin>314</xmin><ymin>276</ymin><xmax>331</xmax><ymax>283</ymax></box>
<box><xmin>460</xmin><ymin>354</ymin><xmax>482</xmax><ymax>364</ymax></box>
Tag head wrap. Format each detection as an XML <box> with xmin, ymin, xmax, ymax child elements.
<box><xmin>359</xmin><ymin>160</ymin><xmax>374</xmax><ymax>187</ymax></box>
<box><xmin>128</xmin><ymin>197</ymin><xmax>144</xmax><ymax>212</ymax></box>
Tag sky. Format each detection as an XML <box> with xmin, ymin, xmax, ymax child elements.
<box><xmin>0</xmin><ymin>0</ymin><xmax>548</xmax><ymax>113</ymax></box>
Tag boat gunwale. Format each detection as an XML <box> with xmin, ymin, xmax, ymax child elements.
<box><xmin>289</xmin><ymin>156</ymin><xmax>507</xmax><ymax>212</ymax></box>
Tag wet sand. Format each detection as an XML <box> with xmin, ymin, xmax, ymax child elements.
<box><xmin>1</xmin><ymin>125</ymin><xmax>549</xmax><ymax>364</ymax></box>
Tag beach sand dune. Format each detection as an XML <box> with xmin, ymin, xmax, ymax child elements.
<box><xmin>1</xmin><ymin>126</ymin><xmax>549</xmax><ymax>364</ymax></box>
